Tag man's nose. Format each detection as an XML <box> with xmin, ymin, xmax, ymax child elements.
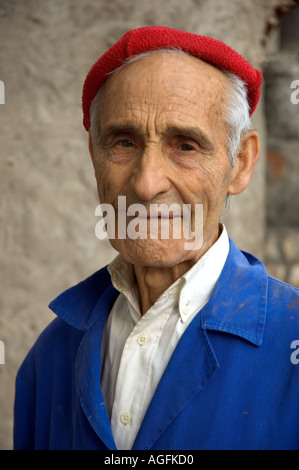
<box><xmin>129</xmin><ymin>145</ymin><xmax>172</xmax><ymax>201</ymax></box>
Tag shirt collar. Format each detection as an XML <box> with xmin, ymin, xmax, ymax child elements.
<box><xmin>178</xmin><ymin>225</ymin><xmax>229</xmax><ymax>322</ymax></box>
<box><xmin>107</xmin><ymin>225</ymin><xmax>229</xmax><ymax>323</ymax></box>
<box><xmin>107</xmin><ymin>253</ymin><xmax>140</xmax><ymax>314</ymax></box>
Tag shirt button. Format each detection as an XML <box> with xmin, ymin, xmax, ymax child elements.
<box><xmin>182</xmin><ymin>305</ymin><xmax>190</xmax><ymax>315</ymax></box>
<box><xmin>137</xmin><ymin>333</ymin><xmax>149</xmax><ymax>346</ymax></box>
<box><xmin>120</xmin><ymin>412</ymin><xmax>132</xmax><ymax>425</ymax></box>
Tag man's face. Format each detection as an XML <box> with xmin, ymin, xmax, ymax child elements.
<box><xmin>91</xmin><ymin>53</ymin><xmax>237</xmax><ymax>267</ymax></box>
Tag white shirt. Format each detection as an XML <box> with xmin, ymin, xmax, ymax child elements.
<box><xmin>100</xmin><ymin>225</ymin><xmax>230</xmax><ymax>450</ymax></box>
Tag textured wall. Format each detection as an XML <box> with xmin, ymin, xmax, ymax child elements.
<box><xmin>264</xmin><ymin>7</ymin><xmax>299</xmax><ymax>288</ymax></box>
<box><xmin>0</xmin><ymin>0</ymin><xmax>295</xmax><ymax>449</ymax></box>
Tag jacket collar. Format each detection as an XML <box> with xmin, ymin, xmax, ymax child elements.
<box><xmin>48</xmin><ymin>267</ymin><xmax>119</xmax><ymax>331</ymax></box>
<box><xmin>200</xmin><ymin>238</ymin><xmax>267</xmax><ymax>346</ymax></box>
<box><xmin>49</xmin><ymin>238</ymin><xmax>267</xmax><ymax>346</ymax></box>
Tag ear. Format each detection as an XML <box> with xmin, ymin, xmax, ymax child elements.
<box><xmin>228</xmin><ymin>130</ymin><xmax>259</xmax><ymax>195</ymax></box>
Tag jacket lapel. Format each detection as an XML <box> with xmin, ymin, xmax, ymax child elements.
<box><xmin>75</xmin><ymin>283</ymin><xmax>119</xmax><ymax>450</ymax></box>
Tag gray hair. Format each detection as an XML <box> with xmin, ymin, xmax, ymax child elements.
<box><xmin>89</xmin><ymin>49</ymin><xmax>252</xmax><ymax>167</ymax></box>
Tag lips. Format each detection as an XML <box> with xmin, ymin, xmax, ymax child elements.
<box><xmin>115</xmin><ymin>208</ymin><xmax>184</xmax><ymax>219</ymax></box>
<box><xmin>142</xmin><ymin>214</ymin><xmax>182</xmax><ymax>219</ymax></box>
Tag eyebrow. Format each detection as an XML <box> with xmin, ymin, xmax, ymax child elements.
<box><xmin>101</xmin><ymin>124</ymin><xmax>143</xmax><ymax>140</ymax></box>
<box><xmin>165</xmin><ymin>126</ymin><xmax>217</xmax><ymax>153</ymax></box>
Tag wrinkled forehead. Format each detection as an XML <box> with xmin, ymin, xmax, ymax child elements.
<box><xmin>99</xmin><ymin>52</ymin><xmax>230</xmax><ymax>132</ymax></box>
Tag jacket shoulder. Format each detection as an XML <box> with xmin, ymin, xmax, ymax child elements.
<box><xmin>17</xmin><ymin>317</ymin><xmax>84</xmax><ymax>384</ymax></box>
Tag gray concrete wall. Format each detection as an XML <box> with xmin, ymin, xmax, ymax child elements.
<box><xmin>0</xmin><ymin>0</ymin><xmax>297</xmax><ymax>449</ymax></box>
<box><xmin>264</xmin><ymin>7</ymin><xmax>299</xmax><ymax>288</ymax></box>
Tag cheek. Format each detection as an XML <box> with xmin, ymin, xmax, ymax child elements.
<box><xmin>176</xmin><ymin>162</ymin><xmax>228</xmax><ymax>205</ymax></box>
<box><xmin>94</xmin><ymin>156</ymin><xmax>115</xmax><ymax>202</ymax></box>
<box><xmin>95</xmin><ymin>154</ymin><xmax>132</xmax><ymax>203</ymax></box>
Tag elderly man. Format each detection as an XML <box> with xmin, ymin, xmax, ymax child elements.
<box><xmin>14</xmin><ymin>26</ymin><xmax>299</xmax><ymax>450</ymax></box>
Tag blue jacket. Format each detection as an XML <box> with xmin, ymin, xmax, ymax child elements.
<box><xmin>14</xmin><ymin>239</ymin><xmax>299</xmax><ymax>450</ymax></box>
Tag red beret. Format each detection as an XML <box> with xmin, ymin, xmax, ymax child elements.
<box><xmin>82</xmin><ymin>25</ymin><xmax>263</xmax><ymax>131</ymax></box>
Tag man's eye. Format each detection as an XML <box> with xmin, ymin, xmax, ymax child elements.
<box><xmin>180</xmin><ymin>143</ymin><xmax>195</xmax><ymax>151</ymax></box>
<box><xmin>117</xmin><ymin>139</ymin><xmax>134</xmax><ymax>148</ymax></box>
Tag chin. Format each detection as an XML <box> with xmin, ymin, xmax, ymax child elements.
<box><xmin>110</xmin><ymin>238</ymin><xmax>199</xmax><ymax>268</ymax></box>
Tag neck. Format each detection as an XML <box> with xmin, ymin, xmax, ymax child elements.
<box><xmin>132</xmin><ymin>225</ymin><xmax>223</xmax><ymax>315</ymax></box>
<box><xmin>133</xmin><ymin>259</ymin><xmax>195</xmax><ymax>315</ymax></box>
<box><xmin>133</xmin><ymin>234</ymin><xmax>219</xmax><ymax>315</ymax></box>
